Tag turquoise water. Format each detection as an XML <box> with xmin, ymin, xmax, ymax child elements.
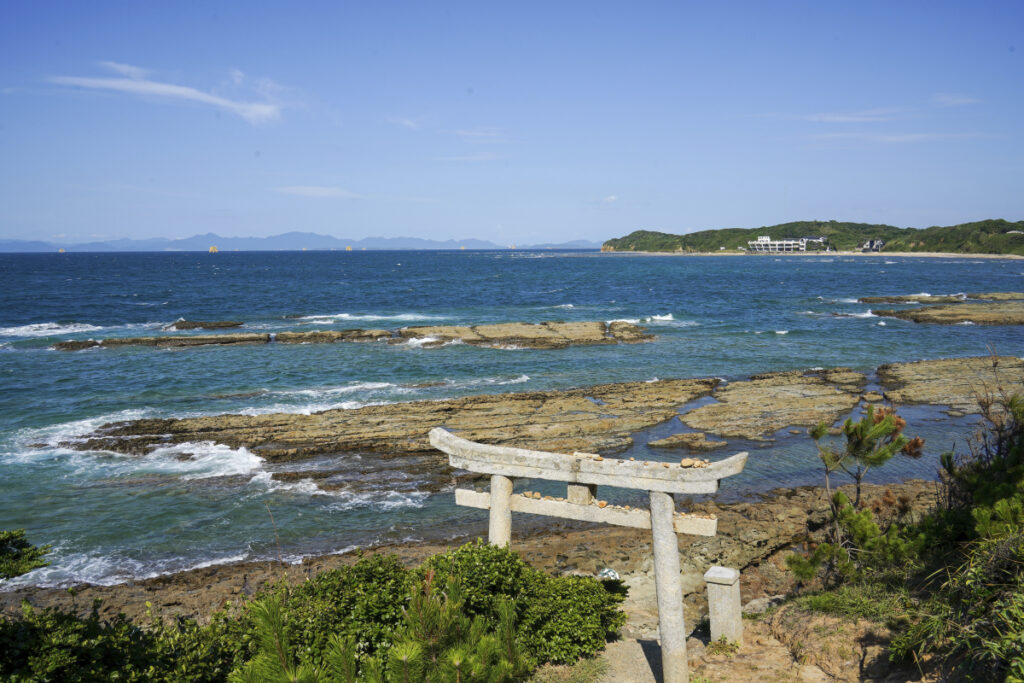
<box><xmin>1</xmin><ymin>251</ymin><xmax>1021</xmax><ymax>586</ymax></box>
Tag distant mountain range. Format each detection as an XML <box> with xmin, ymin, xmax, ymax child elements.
<box><xmin>603</xmin><ymin>219</ymin><xmax>1024</xmax><ymax>255</ymax></box>
<box><xmin>0</xmin><ymin>232</ymin><xmax>603</xmax><ymax>253</ymax></box>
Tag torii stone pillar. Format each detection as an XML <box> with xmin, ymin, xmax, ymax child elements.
<box><xmin>650</xmin><ymin>490</ymin><xmax>688</xmax><ymax>682</ymax></box>
<box><xmin>429</xmin><ymin>427</ymin><xmax>747</xmax><ymax>683</ymax></box>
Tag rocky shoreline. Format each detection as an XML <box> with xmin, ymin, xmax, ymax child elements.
<box><xmin>61</xmin><ymin>356</ymin><xmax>1022</xmax><ymax>472</ymax></box>
<box><xmin>53</xmin><ymin>320</ymin><xmax>653</xmax><ymax>351</ymax></box>
<box><xmin>8</xmin><ymin>355</ymin><xmax>1022</xmax><ymax>638</ymax></box>
<box><xmin>859</xmin><ymin>291</ymin><xmax>1024</xmax><ymax>325</ymax></box>
<box><xmin>0</xmin><ymin>479</ymin><xmax>937</xmax><ymax>631</ymax></box>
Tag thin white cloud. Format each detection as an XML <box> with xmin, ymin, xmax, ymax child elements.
<box><xmin>48</xmin><ymin>62</ymin><xmax>282</xmax><ymax>124</ymax></box>
<box><xmin>814</xmin><ymin>131</ymin><xmax>982</xmax><ymax>143</ymax></box>
<box><xmin>99</xmin><ymin>61</ymin><xmax>151</xmax><ymax>80</ymax></box>
<box><xmin>933</xmin><ymin>93</ymin><xmax>981</xmax><ymax>106</ymax></box>
<box><xmin>276</xmin><ymin>186</ymin><xmax>362</xmax><ymax>198</ymax></box>
<box><xmin>387</xmin><ymin>116</ymin><xmax>421</xmax><ymax>130</ymax></box>
<box><xmin>800</xmin><ymin>107</ymin><xmax>909</xmax><ymax>123</ymax></box>
<box><xmin>433</xmin><ymin>154</ymin><xmax>500</xmax><ymax>162</ymax></box>
<box><xmin>602</xmin><ymin>195</ymin><xmax>618</xmax><ymax>204</ymax></box>
<box><xmin>450</xmin><ymin>127</ymin><xmax>508</xmax><ymax>143</ymax></box>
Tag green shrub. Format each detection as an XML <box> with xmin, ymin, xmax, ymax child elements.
<box><xmin>0</xmin><ymin>541</ymin><xmax>624</xmax><ymax>681</ymax></box>
<box><xmin>516</xmin><ymin>574</ymin><xmax>625</xmax><ymax>665</ymax></box>
<box><xmin>0</xmin><ymin>529</ymin><xmax>50</xmax><ymax>580</ymax></box>
<box><xmin>266</xmin><ymin>553</ymin><xmax>413</xmax><ymax>669</ymax></box>
<box><xmin>0</xmin><ymin>599</ymin><xmax>238</xmax><ymax>682</ymax></box>
<box><xmin>422</xmin><ymin>540</ymin><xmax>626</xmax><ymax>665</ymax></box>
<box><xmin>421</xmin><ymin>540</ymin><xmax>534</xmax><ymax>623</ymax></box>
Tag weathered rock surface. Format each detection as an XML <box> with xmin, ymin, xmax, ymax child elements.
<box><xmin>877</xmin><ymin>355</ymin><xmax>1024</xmax><ymax>413</ymax></box>
<box><xmin>164</xmin><ymin>320</ymin><xmax>244</xmax><ymax>330</ymax></box>
<box><xmin>0</xmin><ymin>479</ymin><xmax>936</xmax><ymax>633</ymax></box>
<box><xmin>680</xmin><ymin>369</ymin><xmax>866</xmax><ymax>440</ymax></box>
<box><xmin>860</xmin><ymin>291</ymin><xmax>1024</xmax><ymax>304</ymax></box>
<box><xmin>53</xmin><ymin>321</ymin><xmax>653</xmax><ymax>351</ymax></box>
<box><xmin>859</xmin><ymin>294</ymin><xmax>964</xmax><ymax>304</ymax></box>
<box><xmin>966</xmin><ymin>291</ymin><xmax>1024</xmax><ymax>300</ymax></box>
<box><xmin>68</xmin><ymin>378</ymin><xmax>718</xmax><ymax>460</ymax></box>
<box><xmin>873</xmin><ymin>301</ymin><xmax>1024</xmax><ymax>325</ymax></box>
<box><xmin>54</xmin><ymin>333</ymin><xmax>271</xmax><ymax>350</ymax></box>
<box><xmin>648</xmin><ymin>431</ymin><xmax>727</xmax><ymax>451</ymax></box>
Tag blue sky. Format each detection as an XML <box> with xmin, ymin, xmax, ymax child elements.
<box><xmin>1</xmin><ymin>1</ymin><xmax>1022</xmax><ymax>245</ymax></box>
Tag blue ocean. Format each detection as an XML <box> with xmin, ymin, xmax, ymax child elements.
<box><xmin>1</xmin><ymin>250</ymin><xmax>1022</xmax><ymax>586</ymax></box>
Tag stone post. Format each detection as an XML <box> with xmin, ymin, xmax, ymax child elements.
<box><xmin>488</xmin><ymin>474</ymin><xmax>513</xmax><ymax>546</ymax></box>
<box><xmin>649</xmin><ymin>490</ymin><xmax>688</xmax><ymax>683</ymax></box>
<box><xmin>703</xmin><ymin>566</ymin><xmax>742</xmax><ymax>645</ymax></box>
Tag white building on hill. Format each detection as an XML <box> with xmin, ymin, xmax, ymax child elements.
<box><xmin>747</xmin><ymin>235</ymin><xmax>828</xmax><ymax>253</ymax></box>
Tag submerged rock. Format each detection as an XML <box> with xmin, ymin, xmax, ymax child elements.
<box><xmin>164</xmin><ymin>320</ymin><xmax>244</xmax><ymax>330</ymax></box>
<box><xmin>53</xmin><ymin>334</ymin><xmax>270</xmax><ymax>351</ymax></box>
<box><xmin>648</xmin><ymin>431</ymin><xmax>727</xmax><ymax>451</ymax></box>
<box><xmin>858</xmin><ymin>294</ymin><xmax>964</xmax><ymax>304</ymax></box>
<box><xmin>873</xmin><ymin>301</ymin><xmax>1024</xmax><ymax>325</ymax></box>
<box><xmin>966</xmin><ymin>291</ymin><xmax>1024</xmax><ymax>301</ymax></box>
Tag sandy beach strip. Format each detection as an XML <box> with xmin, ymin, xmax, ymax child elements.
<box><xmin>599</xmin><ymin>250</ymin><xmax>1024</xmax><ymax>260</ymax></box>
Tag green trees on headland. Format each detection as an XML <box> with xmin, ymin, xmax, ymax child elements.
<box><xmin>602</xmin><ymin>218</ymin><xmax>1024</xmax><ymax>255</ymax></box>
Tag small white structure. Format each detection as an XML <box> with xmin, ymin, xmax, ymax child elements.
<box><xmin>429</xmin><ymin>427</ymin><xmax>748</xmax><ymax>683</ymax></box>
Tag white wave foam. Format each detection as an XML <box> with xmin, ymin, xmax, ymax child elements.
<box><xmin>275</xmin><ymin>381</ymin><xmax>398</xmax><ymax>398</ymax></box>
<box><xmin>839</xmin><ymin>297</ymin><xmax>859</xmax><ymax>304</ymax></box>
<box><xmin>958</xmin><ymin>321</ymin><xmax>976</xmax><ymax>325</ymax></box>
<box><xmin>18</xmin><ymin>409</ymin><xmax>153</xmax><ymax>450</ymax></box>
<box><xmin>877</xmin><ymin>321</ymin><xmax>887</xmax><ymax>326</ymax></box>
<box><xmin>4</xmin><ymin>549</ymin><xmax>250</xmax><ymax>588</ymax></box>
<box><xmin>0</xmin><ymin>322</ymin><xmax>103</xmax><ymax>338</ymax></box>
<box><xmin>553</xmin><ymin>303</ymin><xmax>574</xmax><ymax>309</ymax></box>
<box><xmin>405</xmin><ymin>336</ymin><xmax>440</xmax><ymax>348</ymax></box>
<box><xmin>324</xmin><ymin>490</ymin><xmax>429</xmax><ymax>511</ymax></box>
<box><xmin>837</xmin><ymin>311</ymin><xmax>877</xmax><ymax>318</ymax></box>
<box><xmin>298</xmin><ymin>312</ymin><xmax>442</xmax><ymax>324</ymax></box>
<box><xmin>236</xmin><ymin>400</ymin><xmax>386</xmax><ymax>416</ymax></box>
<box><xmin>775</xmin><ymin>330</ymin><xmax>789</xmax><ymax>335</ymax></box>
<box><xmin>146</xmin><ymin>442</ymin><xmax>264</xmax><ymax>480</ymax></box>
<box><xmin>248</xmin><ymin>472</ymin><xmax>430</xmax><ymax>511</ymax></box>
<box><xmin>610</xmin><ymin>313</ymin><xmax>688</xmax><ymax>325</ymax></box>
<box><xmin>454</xmin><ymin>374</ymin><xmax>530</xmax><ymax>388</ymax></box>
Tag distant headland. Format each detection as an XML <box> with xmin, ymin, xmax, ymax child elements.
<box><xmin>0</xmin><ymin>232</ymin><xmax>603</xmax><ymax>253</ymax></box>
<box><xmin>602</xmin><ymin>219</ymin><xmax>1024</xmax><ymax>256</ymax></box>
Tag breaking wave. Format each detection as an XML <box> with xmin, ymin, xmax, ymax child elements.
<box><xmin>297</xmin><ymin>312</ymin><xmax>443</xmax><ymax>324</ymax></box>
<box><xmin>0</xmin><ymin>322</ymin><xmax>103</xmax><ymax>338</ymax></box>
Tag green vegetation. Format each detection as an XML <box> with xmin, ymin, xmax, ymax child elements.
<box><xmin>0</xmin><ymin>541</ymin><xmax>624</xmax><ymax>682</ymax></box>
<box><xmin>0</xmin><ymin>529</ymin><xmax>50</xmax><ymax>580</ymax></box>
<box><xmin>602</xmin><ymin>219</ymin><xmax>1024</xmax><ymax>254</ymax></box>
<box><xmin>786</xmin><ymin>371</ymin><xmax>1024</xmax><ymax>680</ymax></box>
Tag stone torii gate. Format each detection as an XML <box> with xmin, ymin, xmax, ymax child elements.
<box><xmin>428</xmin><ymin>427</ymin><xmax>747</xmax><ymax>683</ymax></box>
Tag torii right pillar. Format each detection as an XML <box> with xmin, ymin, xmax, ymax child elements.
<box><xmin>650</xmin><ymin>490</ymin><xmax>688</xmax><ymax>683</ymax></box>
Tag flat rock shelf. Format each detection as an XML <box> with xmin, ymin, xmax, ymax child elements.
<box><xmin>53</xmin><ymin>320</ymin><xmax>653</xmax><ymax>351</ymax></box>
